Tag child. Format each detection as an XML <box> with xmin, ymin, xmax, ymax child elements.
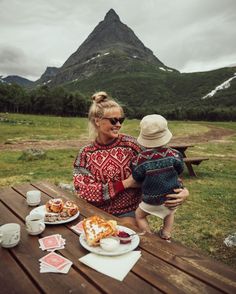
<box><xmin>132</xmin><ymin>114</ymin><xmax>185</xmax><ymax>242</ymax></box>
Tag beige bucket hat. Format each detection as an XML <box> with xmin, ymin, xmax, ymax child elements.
<box><xmin>137</xmin><ymin>114</ymin><xmax>172</xmax><ymax>148</ymax></box>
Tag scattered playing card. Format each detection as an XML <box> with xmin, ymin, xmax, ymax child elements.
<box><xmin>40</xmin><ymin>252</ymin><xmax>69</xmax><ymax>269</ymax></box>
<box><xmin>40</xmin><ymin>262</ymin><xmax>72</xmax><ymax>274</ymax></box>
<box><xmin>39</xmin><ymin>252</ymin><xmax>72</xmax><ymax>274</ymax></box>
<box><xmin>71</xmin><ymin>220</ymin><xmax>84</xmax><ymax>235</ymax></box>
<box><xmin>39</xmin><ymin>234</ymin><xmax>65</xmax><ymax>251</ymax></box>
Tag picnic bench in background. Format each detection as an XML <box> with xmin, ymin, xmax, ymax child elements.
<box><xmin>1</xmin><ymin>181</ymin><xmax>236</xmax><ymax>293</ymax></box>
<box><xmin>170</xmin><ymin>143</ymin><xmax>209</xmax><ymax>176</ymax></box>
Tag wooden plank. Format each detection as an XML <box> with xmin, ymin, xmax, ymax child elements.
<box><xmin>137</xmin><ymin>236</ymin><xmax>236</xmax><ymax>293</ymax></box>
<box><xmin>0</xmin><ymin>249</ymin><xmax>41</xmax><ymax>293</ymax></box>
<box><xmin>23</xmin><ymin>183</ymin><xmax>235</xmax><ymax>291</ymax></box>
<box><xmin>169</xmin><ymin>144</ymin><xmax>194</xmax><ymax>148</ymax></box>
<box><xmin>184</xmin><ymin>157</ymin><xmax>209</xmax><ymax>164</ymax></box>
<box><xmin>134</xmin><ymin>251</ymin><xmax>223</xmax><ymax>294</ymax></box>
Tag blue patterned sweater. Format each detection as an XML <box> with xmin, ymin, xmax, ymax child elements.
<box><xmin>131</xmin><ymin>147</ymin><xmax>184</xmax><ymax>205</ymax></box>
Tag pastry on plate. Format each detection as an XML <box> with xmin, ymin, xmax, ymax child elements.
<box><xmin>82</xmin><ymin>215</ymin><xmax>118</xmax><ymax>246</ymax></box>
<box><xmin>62</xmin><ymin>200</ymin><xmax>79</xmax><ymax>217</ymax></box>
<box><xmin>45</xmin><ymin>198</ymin><xmax>64</xmax><ymax>213</ymax></box>
<box><xmin>44</xmin><ymin>212</ymin><xmax>70</xmax><ymax>222</ymax></box>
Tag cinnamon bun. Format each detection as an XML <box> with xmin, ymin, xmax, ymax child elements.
<box><xmin>46</xmin><ymin>198</ymin><xmax>64</xmax><ymax>213</ymax></box>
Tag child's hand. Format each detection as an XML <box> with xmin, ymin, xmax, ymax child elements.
<box><xmin>164</xmin><ymin>188</ymin><xmax>189</xmax><ymax>207</ymax></box>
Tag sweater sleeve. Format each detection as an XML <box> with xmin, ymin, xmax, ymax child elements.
<box><xmin>131</xmin><ymin>155</ymin><xmax>146</xmax><ymax>183</ymax></box>
<box><xmin>174</xmin><ymin>151</ymin><xmax>185</xmax><ymax>175</ymax></box>
<box><xmin>73</xmin><ymin>148</ymin><xmax>124</xmax><ymax>205</ymax></box>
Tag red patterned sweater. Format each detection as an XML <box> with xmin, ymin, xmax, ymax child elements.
<box><xmin>73</xmin><ymin>134</ymin><xmax>142</xmax><ymax>215</ymax></box>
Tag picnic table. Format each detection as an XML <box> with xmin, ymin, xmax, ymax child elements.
<box><xmin>1</xmin><ymin>182</ymin><xmax>236</xmax><ymax>293</ymax></box>
<box><xmin>169</xmin><ymin>144</ymin><xmax>209</xmax><ymax>176</ymax></box>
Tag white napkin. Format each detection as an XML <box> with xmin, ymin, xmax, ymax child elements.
<box><xmin>79</xmin><ymin>251</ymin><xmax>141</xmax><ymax>281</ymax></box>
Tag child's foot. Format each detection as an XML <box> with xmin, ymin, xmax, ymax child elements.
<box><xmin>159</xmin><ymin>228</ymin><xmax>171</xmax><ymax>243</ymax></box>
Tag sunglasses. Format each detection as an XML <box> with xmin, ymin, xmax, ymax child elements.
<box><xmin>102</xmin><ymin>117</ymin><xmax>125</xmax><ymax>125</ymax></box>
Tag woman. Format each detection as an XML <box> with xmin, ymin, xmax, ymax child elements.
<box><xmin>73</xmin><ymin>91</ymin><xmax>188</xmax><ymax>226</ymax></box>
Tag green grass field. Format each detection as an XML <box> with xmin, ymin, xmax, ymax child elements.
<box><xmin>1</xmin><ymin>113</ymin><xmax>236</xmax><ymax>268</ymax></box>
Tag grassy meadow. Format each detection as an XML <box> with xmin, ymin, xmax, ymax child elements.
<box><xmin>1</xmin><ymin>113</ymin><xmax>236</xmax><ymax>268</ymax></box>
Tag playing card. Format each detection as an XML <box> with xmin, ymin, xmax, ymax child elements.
<box><xmin>71</xmin><ymin>220</ymin><xmax>84</xmax><ymax>234</ymax></box>
<box><xmin>40</xmin><ymin>261</ymin><xmax>72</xmax><ymax>274</ymax></box>
<box><xmin>47</xmin><ymin>244</ymin><xmax>65</xmax><ymax>251</ymax></box>
<box><xmin>39</xmin><ymin>234</ymin><xmax>65</xmax><ymax>251</ymax></box>
<box><xmin>39</xmin><ymin>234</ymin><xmax>61</xmax><ymax>250</ymax></box>
<box><xmin>39</xmin><ymin>252</ymin><xmax>70</xmax><ymax>270</ymax></box>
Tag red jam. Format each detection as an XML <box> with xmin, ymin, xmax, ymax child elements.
<box><xmin>117</xmin><ymin>231</ymin><xmax>131</xmax><ymax>244</ymax></box>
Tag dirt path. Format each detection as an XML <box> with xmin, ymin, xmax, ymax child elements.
<box><xmin>170</xmin><ymin>125</ymin><xmax>235</xmax><ymax>144</ymax></box>
<box><xmin>0</xmin><ymin>126</ymin><xmax>235</xmax><ymax>151</ymax></box>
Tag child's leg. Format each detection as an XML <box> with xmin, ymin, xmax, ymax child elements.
<box><xmin>135</xmin><ymin>207</ymin><xmax>152</xmax><ymax>233</ymax></box>
<box><xmin>160</xmin><ymin>210</ymin><xmax>176</xmax><ymax>239</ymax></box>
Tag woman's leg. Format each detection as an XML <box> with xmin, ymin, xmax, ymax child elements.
<box><xmin>135</xmin><ymin>207</ymin><xmax>151</xmax><ymax>233</ymax></box>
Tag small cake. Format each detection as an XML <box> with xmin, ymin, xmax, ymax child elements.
<box><xmin>44</xmin><ymin>213</ymin><xmax>59</xmax><ymax>222</ymax></box>
<box><xmin>46</xmin><ymin>198</ymin><xmax>64</xmax><ymax>213</ymax></box>
<box><xmin>62</xmin><ymin>200</ymin><xmax>79</xmax><ymax>217</ymax></box>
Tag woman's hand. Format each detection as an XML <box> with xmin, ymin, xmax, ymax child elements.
<box><xmin>164</xmin><ymin>188</ymin><xmax>189</xmax><ymax>208</ymax></box>
<box><xmin>123</xmin><ymin>174</ymin><xmax>141</xmax><ymax>189</ymax></box>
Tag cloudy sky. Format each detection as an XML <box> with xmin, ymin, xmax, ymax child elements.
<box><xmin>0</xmin><ymin>0</ymin><xmax>236</xmax><ymax>81</ymax></box>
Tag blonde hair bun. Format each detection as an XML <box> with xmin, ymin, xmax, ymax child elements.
<box><xmin>92</xmin><ymin>91</ymin><xmax>109</xmax><ymax>103</ymax></box>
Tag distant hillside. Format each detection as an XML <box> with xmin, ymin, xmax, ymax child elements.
<box><xmin>0</xmin><ymin>75</ymin><xmax>34</xmax><ymax>87</ymax></box>
<box><xmin>61</xmin><ymin>65</ymin><xmax>236</xmax><ymax>118</ymax></box>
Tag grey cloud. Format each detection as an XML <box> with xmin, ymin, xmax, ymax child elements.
<box><xmin>0</xmin><ymin>46</ymin><xmax>45</xmax><ymax>80</ymax></box>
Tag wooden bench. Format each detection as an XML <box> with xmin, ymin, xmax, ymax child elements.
<box><xmin>184</xmin><ymin>157</ymin><xmax>209</xmax><ymax>176</ymax></box>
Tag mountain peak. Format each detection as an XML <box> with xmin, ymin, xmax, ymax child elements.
<box><xmin>104</xmin><ymin>9</ymin><xmax>120</xmax><ymax>22</ymax></box>
<box><xmin>53</xmin><ymin>9</ymin><xmax>166</xmax><ymax>84</ymax></box>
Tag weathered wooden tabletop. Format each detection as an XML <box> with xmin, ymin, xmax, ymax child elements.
<box><xmin>0</xmin><ymin>182</ymin><xmax>235</xmax><ymax>293</ymax></box>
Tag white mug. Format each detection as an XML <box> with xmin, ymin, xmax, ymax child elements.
<box><xmin>0</xmin><ymin>223</ymin><xmax>21</xmax><ymax>248</ymax></box>
<box><xmin>26</xmin><ymin>190</ymin><xmax>41</xmax><ymax>206</ymax></box>
<box><xmin>25</xmin><ymin>213</ymin><xmax>45</xmax><ymax>235</ymax></box>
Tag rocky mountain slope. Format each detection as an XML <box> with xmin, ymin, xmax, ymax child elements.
<box><xmin>38</xmin><ymin>9</ymin><xmax>176</xmax><ymax>86</ymax></box>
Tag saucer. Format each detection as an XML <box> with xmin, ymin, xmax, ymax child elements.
<box><xmin>26</xmin><ymin>223</ymin><xmax>45</xmax><ymax>235</ymax></box>
<box><xmin>27</xmin><ymin>201</ymin><xmax>40</xmax><ymax>207</ymax></box>
<box><xmin>1</xmin><ymin>241</ymin><xmax>19</xmax><ymax>248</ymax></box>
<box><xmin>27</xmin><ymin>229</ymin><xmax>44</xmax><ymax>235</ymax></box>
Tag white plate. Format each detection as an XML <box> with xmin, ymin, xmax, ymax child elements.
<box><xmin>30</xmin><ymin>205</ymin><xmax>80</xmax><ymax>225</ymax></box>
<box><xmin>79</xmin><ymin>225</ymin><xmax>140</xmax><ymax>256</ymax></box>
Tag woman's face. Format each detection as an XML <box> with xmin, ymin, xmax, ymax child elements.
<box><xmin>96</xmin><ymin>107</ymin><xmax>124</xmax><ymax>144</ymax></box>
